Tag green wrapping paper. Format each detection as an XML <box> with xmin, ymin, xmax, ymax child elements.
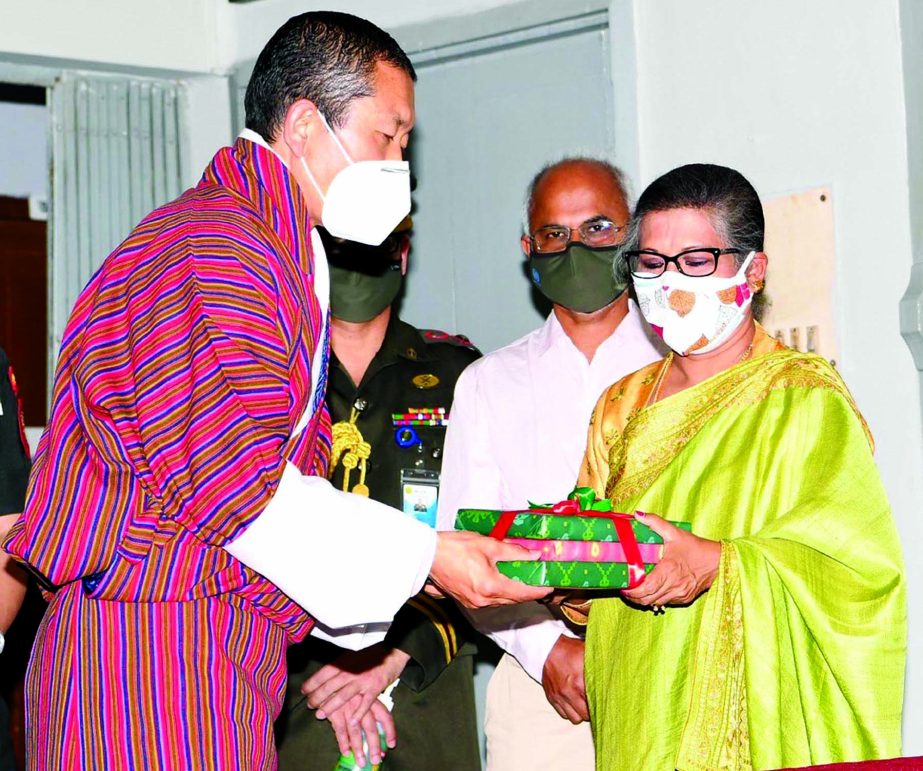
<box><xmin>497</xmin><ymin>560</ymin><xmax>657</xmax><ymax>589</ymax></box>
<box><xmin>454</xmin><ymin>487</ymin><xmax>692</xmax><ymax>588</ymax></box>
<box><xmin>454</xmin><ymin>508</ymin><xmax>683</xmax><ymax>543</ymax></box>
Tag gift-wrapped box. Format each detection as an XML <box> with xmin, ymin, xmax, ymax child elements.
<box><xmin>454</xmin><ymin>487</ymin><xmax>692</xmax><ymax>589</ymax></box>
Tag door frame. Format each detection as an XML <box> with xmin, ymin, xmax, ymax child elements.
<box><xmin>230</xmin><ymin>0</ymin><xmax>640</xmax><ymax>185</ymax></box>
<box><xmin>392</xmin><ymin>0</ymin><xmax>640</xmax><ymax>186</ymax></box>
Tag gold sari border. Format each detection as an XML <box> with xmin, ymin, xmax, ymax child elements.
<box><xmin>604</xmin><ymin>328</ymin><xmax>870</xmax><ymax>504</ymax></box>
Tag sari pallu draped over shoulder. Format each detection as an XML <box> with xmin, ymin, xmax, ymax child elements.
<box><xmin>579</xmin><ymin>327</ymin><xmax>905</xmax><ymax>771</ymax></box>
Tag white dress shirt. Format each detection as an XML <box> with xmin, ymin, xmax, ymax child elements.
<box><xmin>438</xmin><ymin>301</ymin><xmax>664</xmax><ymax>681</ymax></box>
<box><xmin>225</xmin><ymin>130</ymin><xmax>436</xmax><ymax>650</ymax></box>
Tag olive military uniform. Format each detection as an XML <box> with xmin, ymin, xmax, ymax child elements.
<box><xmin>0</xmin><ymin>347</ymin><xmax>31</xmax><ymax>771</ymax></box>
<box><xmin>276</xmin><ymin>316</ymin><xmax>482</xmax><ymax>770</ymax></box>
<box><xmin>0</xmin><ymin>347</ymin><xmax>30</xmax><ymax>517</ymax></box>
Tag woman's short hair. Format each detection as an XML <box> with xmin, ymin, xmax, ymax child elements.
<box><xmin>245</xmin><ymin>11</ymin><xmax>416</xmax><ymax>142</ymax></box>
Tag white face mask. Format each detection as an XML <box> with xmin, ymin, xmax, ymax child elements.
<box><xmin>300</xmin><ymin>112</ymin><xmax>411</xmax><ymax>246</ymax></box>
<box><xmin>633</xmin><ymin>251</ymin><xmax>756</xmax><ymax>356</ymax></box>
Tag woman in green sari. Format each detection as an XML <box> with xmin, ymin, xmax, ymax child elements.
<box><xmin>577</xmin><ymin>164</ymin><xmax>905</xmax><ymax>770</ymax></box>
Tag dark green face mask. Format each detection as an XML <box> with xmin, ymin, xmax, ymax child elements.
<box><xmin>529</xmin><ymin>243</ymin><xmax>627</xmax><ymax>313</ymax></box>
<box><xmin>320</xmin><ymin>228</ymin><xmax>405</xmax><ymax>323</ymax></box>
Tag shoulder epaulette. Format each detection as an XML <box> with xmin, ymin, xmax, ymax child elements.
<box><xmin>419</xmin><ymin>329</ymin><xmax>478</xmax><ymax>351</ymax></box>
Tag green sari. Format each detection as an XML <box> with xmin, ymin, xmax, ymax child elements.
<box><xmin>579</xmin><ymin>329</ymin><xmax>905</xmax><ymax>770</ymax></box>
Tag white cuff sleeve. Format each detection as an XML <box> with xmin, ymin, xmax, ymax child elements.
<box><xmin>308</xmin><ymin>619</ymin><xmax>393</xmax><ymax>651</ymax></box>
<box><xmin>224</xmin><ymin>462</ymin><xmax>437</xmax><ymax>648</ymax></box>
<box><xmin>466</xmin><ymin>603</ymin><xmax>572</xmax><ymax>683</ymax></box>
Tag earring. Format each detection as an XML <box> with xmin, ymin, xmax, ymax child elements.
<box><xmin>751</xmin><ymin>280</ymin><xmax>765</xmax><ymax>292</ymax></box>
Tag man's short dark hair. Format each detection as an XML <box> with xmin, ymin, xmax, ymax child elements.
<box><xmin>245</xmin><ymin>11</ymin><xmax>416</xmax><ymax>142</ymax></box>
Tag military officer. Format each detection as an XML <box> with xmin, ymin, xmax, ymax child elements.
<box><xmin>0</xmin><ymin>347</ymin><xmax>30</xmax><ymax>517</ymax></box>
<box><xmin>0</xmin><ymin>347</ymin><xmax>31</xmax><ymax>771</ymax></box>
<box><xmin>276</xmin><ymin>219</ymin><xmax>482</xmax><ymax>770</ymax></box>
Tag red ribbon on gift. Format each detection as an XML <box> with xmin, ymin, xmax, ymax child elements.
<box><xmin>489</xmin><ymin>498</ymin><xmax>648</xmax><ymax>589</ymax></box>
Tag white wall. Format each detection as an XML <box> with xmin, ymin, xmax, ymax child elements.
<box><xmin>181</xmin><ymin>75</ymin><xmax>235</xmax><ymax>184</ymax></box>
<box><xmin>0</xmin><ymin>0</ymin><xmax>218</xmax><ymax>73</ymax></box>
<box><xmin>633</xmin><ymin>0</ymin><xmax>923</xmax><ymax>751</ymax></box>
<box><xmin>213</xmin><ymin>0</ymin><xmax>526</xmax><ymax>68</ymax></box>
<box><xmin>0</xmin><ymin>4</ymin><xmax>231</xmax><ymax>187</ymax></box>
<box><xmin>24</xmin><ymin>427</ymin><xmax>42</xmax><ymax>457</ymax></box>
<box><xmin>900</xmin><ymin>0</ymin><xmax>923</xmax><ymax>255</ymax></box>
<box><xmin>0</xmin><ymin>100</ymin><xmax>47</xmax><ymax>198</ymax></box>
<box><xmin>0</xmin><ymin>0</ymin><xmax>519</xmax><ymax>74</ymax></box>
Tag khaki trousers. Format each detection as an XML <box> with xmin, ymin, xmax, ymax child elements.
<box><xmin>484</xmin><ymin>653</ymin><xmax>595</xmax><ymax>770</ymax></box>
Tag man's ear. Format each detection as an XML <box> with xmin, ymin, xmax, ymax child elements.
<box><xmin>520</xmin><ymin>234</ymin><xmax>532</xmax><ymax>259</ymax></box>
<box><xmin>281</xmin><ymin>98</ymin><xmax>321</xmax><ymax>158</ymax></box>
<box><xmin>400</xmin><ymin>236</ymin><xmax>410</xmax><ymax>275</ymax></box>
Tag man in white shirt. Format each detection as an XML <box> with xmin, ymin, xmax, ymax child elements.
<box><xmin>439</xmin><ymin>158</ymin><xmax>665</xmax><ymax>769</ymax></box>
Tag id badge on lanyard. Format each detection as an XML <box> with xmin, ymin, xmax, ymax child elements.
<box><xmin>400</xmin><ymin>468</ymin><xmax>440</xmax><ymax>528</ymax></box>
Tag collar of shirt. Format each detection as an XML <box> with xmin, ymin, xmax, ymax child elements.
<box><xmin>331</xmin><ymin>315</ymin><xmax>436</xmax><ymax>388</ymax></box>
<box><xmin>535</xmin><ymin>298</ymin><xmax>658</xmax><ymax>364</ymax></box>
<box><xmin>238</xmin><ymin>128</ymin><xmax>330</xmax><ymax>324</ymax></box>
<box><xmin>229</xmin><ymin>132</ymin><xmax>330</xmax><ymax>439</ymax></box>
<box><xmin>200</xmin><ymin>130</ymin><xmax>314</xmax><ymax>281</ymax></box>
<box><xmin>377</xmin><ymin>316</ymin><xmax>438</xmax><ymax>365</ymax></box>
<box><xmin>238</xmin><ymin>128</ymin><xmax>284</xmax><ymax>162</ymax></box>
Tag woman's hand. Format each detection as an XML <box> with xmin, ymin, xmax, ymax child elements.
<box><xmin>620</xmin><ymin>513</ymin><xmax>721</xmax><ymax>608</ymax></box>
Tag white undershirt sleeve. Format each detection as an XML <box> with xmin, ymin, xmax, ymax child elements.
<box><xmin>225</xmin><ymin>462</ymin><xmax>437</xmax><ymax>650</ymax></box>
<box><xmin>439</xmin><ymin>365</ymin><xmax>569</xmax><ymax>682</ymax></box>
<box><xmin>222</xmin><ymin>215</ymin><xmax>436</xmax><ymax>649</ymax></box>
<box><xmin>466</xmin><ymin>604</ymin><xmax>572</xmax><ymax>683</ymax></box>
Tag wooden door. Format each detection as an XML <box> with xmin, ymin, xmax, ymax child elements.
<box><xmin>0</xmin><ymin>195</ymin><xmax>47</xmax><ymax>426</ymax></box>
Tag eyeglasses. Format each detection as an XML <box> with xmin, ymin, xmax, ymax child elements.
<box><xmin>530</xmin><ymin>217</ymin><xmax>625</xmax><ymax>254</ymax></box>
<box><xmin>625</xmin><ymin>247</ymin><xmax>743</xmax><ymax>278</ymax></box>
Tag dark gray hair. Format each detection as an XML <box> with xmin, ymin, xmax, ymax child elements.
<box><xmin>618</xmin><ymin>163</ymin><xmax>763</xmax><ymax>266</ymax></box>
<box><xmin>522</xmin><ymin>157</ymin><xmax>631</xmax><ymax>234</ymax></box>
<box><xmin>618</xmin><ymin>163</ymin><xmax>766</xmax><ymax>314</ymax></box>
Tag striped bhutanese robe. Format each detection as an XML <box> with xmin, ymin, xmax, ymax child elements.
<box><xmin>5</xmin><ymin>138</ymin><xmax>331</xmax><ymax>769</ymax></box>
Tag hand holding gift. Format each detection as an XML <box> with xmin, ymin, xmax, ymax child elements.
<box><xmin>619</xmin><ymin>512</ymin><xmax>720</xmax><ymax>608</ymax></box>
<box><xmin>429</xmin><ymin>531</ymin><xmax>553</xmax><ymax>607</ymax></box>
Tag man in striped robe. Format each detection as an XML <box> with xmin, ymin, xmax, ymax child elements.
<box><xmin>5</xmin><ymin>12</ymin><xmax>546</xmax><ymax>769</ymax></box>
